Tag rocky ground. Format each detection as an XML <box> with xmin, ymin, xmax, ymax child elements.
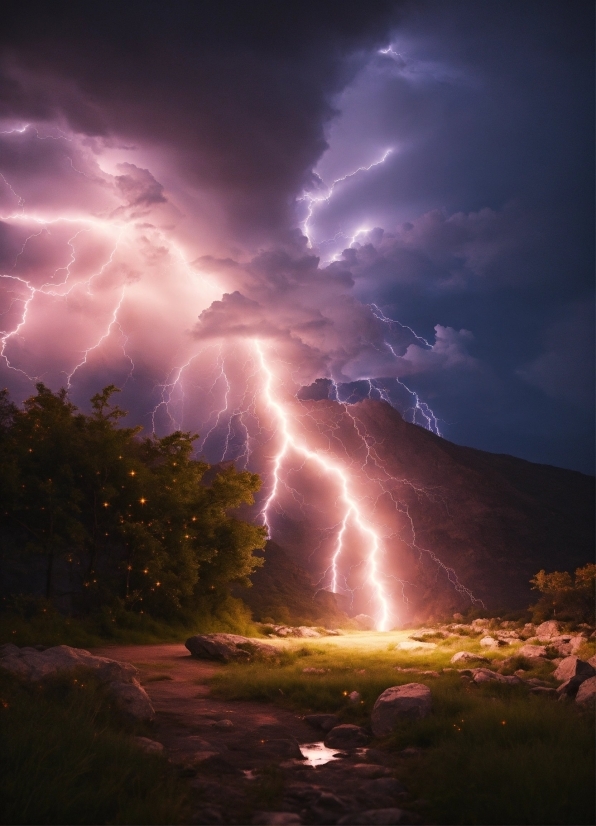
<box><xmin>1</xmin><ymin>617</ymin><xmax>594</xmax><ymax>825</ymax></box>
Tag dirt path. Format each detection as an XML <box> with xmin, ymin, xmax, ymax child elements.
<box><xmin>92</xmin><ymin>644</ymin><xmax>416</xmax><ymax>825</ymax></box>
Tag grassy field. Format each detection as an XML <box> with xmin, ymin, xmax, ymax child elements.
<box><xmin>210</xmin><ymin>630</ymin><xmax>596</xmax><ymax>825</ymax></box>
<box><xmin>0</xmin><ymin>670</ymin><xmax>191</xmax><ymax>825</ymax></box>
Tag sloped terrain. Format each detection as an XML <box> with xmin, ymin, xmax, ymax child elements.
<box><xmin>252</xmin><ymin>399</ymin><xmax>594</xmax><ymax>623</ymax></box>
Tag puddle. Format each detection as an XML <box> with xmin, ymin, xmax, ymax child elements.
<box><xmin>299</xmin><ymin>741</ymin><xmax>342</xmax><ymax>767</ymax></box>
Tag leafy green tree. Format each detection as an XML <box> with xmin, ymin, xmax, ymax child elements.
<box><xmin>0</xmin><ymin>384</ymin><xmax>266</xmax><ymax>619</ymax></box>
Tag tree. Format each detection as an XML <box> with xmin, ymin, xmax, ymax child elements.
<box><xmin>0</xmin><ymin>384</ymin><xmax>266</xmax><ymax>618</ymax></box>
<box><xmin>530</xmin><ymin>563</ymin><xmax>595</xmax><ymax>624</ymax></box>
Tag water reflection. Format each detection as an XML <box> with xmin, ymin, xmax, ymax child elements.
<box><xmin>299</xmin><ymin>741</ymin><xmax>341</xmax><ymax>767</ymax></box>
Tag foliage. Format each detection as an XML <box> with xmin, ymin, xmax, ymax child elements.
<box><xmin>0</xmin><ymin>670</ymin><xmax>191</xmax><ymax>824</ymax></box>
<box><xmin>530</xmin><ymin>563</ymin><xmax>595</xmax><ymax>624</ymax></box>
<box><xmin>0</xmin><ymin>384</ymin><xmax>266</xmax><ymax>623</ymax></box>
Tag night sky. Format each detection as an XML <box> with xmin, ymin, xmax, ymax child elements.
<box><xmin>1</xmin><ymin>0</ymin><xmax>594</xmax><ymax>474</ymax></box>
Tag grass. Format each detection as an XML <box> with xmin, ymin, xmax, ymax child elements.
<box><xmin>0</xmin><ymin>670</ymin><xmax>191</xmax><ymax>825</ymax></box>
<box><xmin>0</xmin><ymin>593</ymin><xmax>259</xmax><ymax>648</ymax></box>
<box><xmin>210</xmin><ymin>632</ymin><xmax>595</xmax><ymax>825</ymax></box>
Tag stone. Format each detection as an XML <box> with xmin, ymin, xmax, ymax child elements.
<box><xmin>351</xmin><ymin>764</ymin><xmax>392</xmax><ymax>778</ymax></box>
<box><xmin>185</xmin><ymin>633</ymin><xmax>277</xmax><ymax>662</ymax></box>
<box><xmin>450</xmin><ymin>651</ymin><xmax>489</xmax><ymax>665</ymax></box>
<box><xmin>471</xmin><ymin>618</ymin><xmax>490</xmax><ymax>630</ymax></box>
<box><xmin>371</xmin><ymin>684</ymin><xmax>432</xmax><ymax>736</ymax></box>
<box><xmin>361</xmin><ymin>778</ymin><xmax>407</xmax><ymax>798</ymax></box>
<box><xmin>259</xmin><ymin>738</ymin><xmax>304</xmax><ymax>759</ymax></box>
<box><xmin>472</xmin><ymin>668</ymin><xmax>499</xmax><ymax>683</ymax></box>
<box><xmin>304</xmin><ymin>713</ymin><xmax>339</xmax><ymax>732</ymax></box>
<box><xmin>535</xmin><ymin>620</ymin><xmax>560</xmax><ymax>639</ymax></box>
<box><xmin>338</xmin><ymin>808</ymin><xmax>409</xmax><ymax>824</ymax></box>
<box><xmin>552</xmin><ymin>656</ymin><xmax>595</xmax><ymax>683</ymax></box>
<box><xmin>295</xmin><ymin>626</ymin><xmax>321</xmax><ymax>638</ymax></box>
<box><xmin>480</xmin><ymin>636</ymin><xmax>499</xmax><ymax>648</ymax></box>
<box><xmin>348</xmin><ymin>691</ymin><xmax>361</xmax><ymax>703</ymax></box>
<box><xmin>453</xmin><ymin>613</ymin><xmax>464</xmax><ymax>620</ymax></box>
<box><xmin>518</xmin><ymin>644</ymin><xmax>548</xmax><ymax>658</ymax></box>
<box><xmin>0</xmin><ymin>644</ymin><xmax>155</xmax><ymax>722</ymax></box>
<box><xmin>354</xmin><ymin>614</ymin><xmax>376</xmax><ymax>631</ymax></box>
<box><xmin>529</xmin><ymin>687</ymin><xmax>557</xmax><ymax>697</ymax></box>
<box><xmin>556</xmin><ymin>677</ymin><xmax>585</xmax><ymax>698</ymax></box>
<box><xmin>395</xmin><ymin>641</ymin><xmax>436</xmax><ymax>652</ymax></box>
<box><xmin>133</xmin><ymin>736</ymin><xmax>164</xmax><ymax>753</ymax></box>
<box><xmin>588</xmin><ymin>655</ymin><xmax>596</xmax><ymax>668</ymax></box>
<box><xmin>251</xmin><ymin>813</ymin><xmax>302</xmax><ymax>825</ymax></box>
<box><xmin>575</xmin><ymin>676</ymin><xmax>596</xmax><ymax>705</ymax></box>
<box><xmin>109</xmin><ymin>680</ymin><xmax>155</xmax><ymax>722</ymax></box>
<box><xmin>325</xmin><ymin>724</ymin><xmax>370</xmax><ymax>749</ymax></box>
<box><xmin>302</xmin><ymin>667</ymin><xmax>328</xmax><ymax>674</ymax></box>
<box><xmin>0</xmin><ymin>644</ymin><xmax>138</xmax><ymax>683</ymax></box>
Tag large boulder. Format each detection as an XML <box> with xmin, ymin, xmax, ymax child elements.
<box><xmin>535</xmin><ymin>620</ymin><xmax>560</xmax><ymax>639</ymax></box>
<box><xmin>575</xmin><ymin>676</ymin><xmax>596</xmax><ymax>706</ymax></box>
<box><xmin>0</xmin><ymin>643</ymin><xmax>154</xmax><ymax>722</ymax></box>
<box><xmin>324</xmin><ymin>724</ymin><xmax>370</xmax><ymax>749</ymax></box>
<box><xmin>0</xmin><ymin>643</ymin><xmax>138</xmax><ymax>683</ymax></box>
<box><xmin>110</xmin><ymin>680</ymin><xmax>155</xmax><ymax>722</ymax></box>
<box><xmin>371</xmin><ymin>683</ymin><xmax>432</xmax><ymax>736</ymax></box>
<box><xmin>552</xmin><ymin>656</ymin><xmax>595</xmax><ymax>683</ymax></box>
<box><xmin>185</xmin><ymin>634</ymin><xmax>277</xmax><ymax>662</ymax></box>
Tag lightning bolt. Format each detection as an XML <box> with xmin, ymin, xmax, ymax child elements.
<box><xmin>300</xmin><ymin>149</ymin><xmax>393</xmax><ymax>245</ymax></box>
<box><xmin>255</xmin><ymin>339</ymin><xmax>392</xmax><ymax>630</ymax></box>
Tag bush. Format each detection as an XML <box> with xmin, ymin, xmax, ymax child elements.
<box><xmin>530</xmin><ymin>563</ymin><xmax>595</xmax><ymax>624</ymax></box>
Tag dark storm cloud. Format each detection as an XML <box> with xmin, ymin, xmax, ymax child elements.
<box><xmin>0</xmin><ymin>1</ymin><xmax>400</xmax><ymax>244</ymax></box>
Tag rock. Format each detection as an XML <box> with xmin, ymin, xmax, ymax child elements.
<box><xmin>521</xmin><ymin>623</ymin><xmax>536</xmax><ymax>638</ymax></box>
<box><xmin>361</xmin><ymin>778</ymin><xmax>407</xmax><ymax>797</ymax></box>
<box><xmin>348</xmin><ymin>691</ymin><xmax>361</xmax><ymax>703</ymax></box>
<box><xmin>450</xmin><ymin>651</ymin><xmax>490</xmax><ymax>665</ymax></box>
<box><xmin>0</xmin><ymin>644</ymin><xmax>138</xmax><ymax>683</ymax></box>
<box><xmin>109</xmin><ymin>680</ymin><xmax>155</xmax><ymax>722</ymax></box>
<box><xmin>518</xmin><ymin>644</ymin><xmax>548</xmax><ymax>658</ymax></box>
<box><xmin>552</xmin><ymin>656</ymin><xmax>595</xmax><ymax>683</ymax></box>
<box><xmin>354</xmin><ymin>614</ymin><xmax>376</xmax><ymax>631</ymax></box>
<box><xmin>304</xmin><ymin>713</ymin><xmax>339</xmax><ymax>732</ymax></box>
<box><xmin>575</xmin><ymin>676</ymin><xmax>596</xmax><ymax>705</ymax></box>
<box><xmin>295</xmin><ymin>626</ymin><xmax>321</xmax><ymax>638</ymax></box>
<box><xmin>471</xmin><ymin>668</ymin><xmax>499</xmax><ymax>683</ymax></box>
<box><xmin>453</xmin><ymin>613</ymin><xmax>464</xmax><ymax>620</ymax></box>
<box><xmin>251</xmin><ymin>813</ymin><xmax>302</xmax><ymax>825</ymax></box>
<box><xmin>471</xmin><ymin>618</ymin><xmax>490</xmax><ymax>630</ymax></box>
<box><xmin>371</xmin><ymin>684</ymin><xmax>432</xmax><ymax>736</ymax></box>
<box><xmin>588</xmin><ymin>655</ymin><xmax>596</xmax><ymax>668</ymax></box>
<box><xmin>213</xmin><ymin>719</ymin><xmax>233</xmax><ymax>729</ymax></box>
<box><xmin>0</xmin><ymin>644</ymin><xmax>155</xmax><ymax>722</ymax></box>
<box><xmin>259</xmin><ymin>738</ymin><xmax>304</xmax><ymax>759</ymax></box>
<box><xmin>185</xmin><ymin>633</ymin><xmax>277</xmax><ymax>662</ymax></box>
<box><xmin>302</xmin><ymin>667</ymin><xmax>328</xmax><ymax>674</ymax></box>
<box><xmin>395</xmin><ymin>641</ymin><xmax>436</xmax><ymax>652</ymax></box>
<box><xmin>352</xmin><ymin>764</ymin><xmax>392</xmax><ymax>778</ymax></box>
<box><xmin>529</xmin><ymin>687</ymin><xmax>557</xmax><ymax>697</ymax></box>
<box><xmin>133</xmin><ymin>736</ymin><xmax>164</xmax><ymax>753</ymax></box>
<box><xmin>338</xmin><ymin>808</ymin><xmax>410</xmax><ymax>824</ymax></box>
<box><xmin>480</xmin><ymin>636</ymin><xmax>499</xmax><ymax>648</ymax></box>
<box><xmin>535</xmin><ymin>620</ymin><xmax>560</xmax><ymax>639</ymax></box>
<box><xmin>325</xmin><ymin>724</ymin><xmax>370</xmax><ymax>749</ymax></box>
<box><xmin>556</xmin><ymin>677</ymin><xmax>586</xmax><ymax>698</ymax></box>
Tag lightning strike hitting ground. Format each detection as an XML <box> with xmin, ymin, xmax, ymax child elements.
<box><xmin>255</xmin><ymin>339</ymin><xmax>392</xmax><ymax>630</ymax></box>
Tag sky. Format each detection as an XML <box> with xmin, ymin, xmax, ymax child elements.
<box><xmin>0</xmin><ymin>0</ymin><xmax>593</xmax><ymax>482</ymax></box>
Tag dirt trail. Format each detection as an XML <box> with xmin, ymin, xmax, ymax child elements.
<box><xmin>92</xmin><ymin>644</ymin><xmax>415</xmax><ymax>825</ymax></box>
